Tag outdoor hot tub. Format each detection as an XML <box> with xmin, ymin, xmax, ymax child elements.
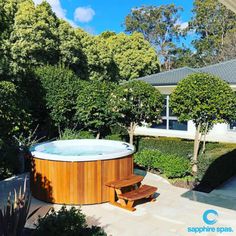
<box><xmin>30</xmin><ymin>139</ymin><xmax>135</xmax><ymax>204</ymax></box>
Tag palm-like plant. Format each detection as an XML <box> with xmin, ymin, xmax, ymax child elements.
<box><xmin>0</xmin><ymin>178</ymin><xmax>40</xmax><ymax>236</ymax></box>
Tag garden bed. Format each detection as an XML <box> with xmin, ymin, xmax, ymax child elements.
<box><xmin>134</xmin><ymin>137</ymin><xmax>236</xmax><ymax>192</ymax></box>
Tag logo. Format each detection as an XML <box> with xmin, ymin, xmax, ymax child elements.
<box><xmin>187</xmin><ymin>209</ymin><xmax>234</xmax><ymax>234</ymax></box>
<box><xmin>202</xmin><ymin>209</ymin><xmax>218</xmax><ymax>225</ymax></box>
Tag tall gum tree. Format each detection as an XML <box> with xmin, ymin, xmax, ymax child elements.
<box><xmin>189</xmin><ymin>0</ymin><xmax>236</xmax><ymax>66</ymax></box>
<box><xmin>125</xmin><ymin>4</ymin><xmax>183</xmax><ymax>71</ymax></box>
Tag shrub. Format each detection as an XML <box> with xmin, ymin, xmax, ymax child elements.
<box><xmin>134</xmin><ymin>149</ymin><xmax>162</xmax><ymax>171</ymax></box>
<box><xmin>135</xmin><ymin>149</ymin><xmax>191</xmax><ymax>178</ymax></box>
<box><xmin>34</xmin><ymin>206</ymin><xmax>106</xmax><ymax>236</ymax></box>
<box><xmin>138</xmin><ymin>137</ymin><xmax>193</xmax><ymax>159</ymax></box>
<box><xmin>196</xmin><ymin>145</ymin><xmax>236</xmax><ymax>189</ymax></box>
<box><xmin>59</xmin><ymin>129</ymin><xmax>94</xmax><ymax>140</ymax></box>
<box><xmin>153</xmin><ymin>154</ymin><xmax>191</xmax><ymax>178</ymax></box>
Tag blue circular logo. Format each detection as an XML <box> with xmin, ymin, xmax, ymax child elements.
<box><xmin>203</xmin><ymin>209</ymin><xmax>218</xmax><ymax>225</ymax></box>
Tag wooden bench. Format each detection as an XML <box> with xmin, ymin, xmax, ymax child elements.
<box><xmin>106</xmin><ymin>175</ymin><xmax>157</xmax><ymax>211</ymax></box>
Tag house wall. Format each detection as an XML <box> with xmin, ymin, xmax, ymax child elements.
<box><xmin>134</xmin><ymin>85</ymin><xmax>236</xmax><ymax>143</ymax></box>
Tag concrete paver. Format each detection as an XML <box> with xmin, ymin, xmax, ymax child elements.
<box><xmin>1</xmin><ymin>172</ymin><xmax>236</xmax><ymax>236</ymax></box>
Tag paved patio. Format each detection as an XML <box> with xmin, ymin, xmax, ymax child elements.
<box><xmin>1</xmin><ymin>172</ymin><xmax>236</xmax><ymax>236</ymax></box>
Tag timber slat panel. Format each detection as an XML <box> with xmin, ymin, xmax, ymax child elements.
<box><xmin>31</xmin><ymin>155</ymin><xmax>133</xmax><ymax>204</ymax></box>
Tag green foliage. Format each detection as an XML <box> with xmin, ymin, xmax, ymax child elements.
<box><xmin>9</xmin><ymin>1</ymin><xmax>60</xmax><ymax>73</ymax></box>
<box><xmin>169</xmin><ymin>73</ymin><xmax>236</xmax><ymax>127</ymax></box>
<box><xmin>0</xmin><ymin>140</ymin><xmax>18</xmax><ymax>180</ymax></box>
<box><xmin>0</xmin><ymin>178</ymin><xmax>39</xmax><ymax>236</ymax></box>
<box><xmin>138</xmin><ymin>137</ymin><xmax>193</xmax><ymax>159</ymax></box>
<box><xmin>79</xmin><ymin>33</ymin><xmax>117</xmax><ymax>81</ymax></box>
<box><xmin>35</xmin><ymin>65</ymin><xmax>82</xmax><ymax>129</ymax></box>
<box><xmin>109</xmin><ymin>80</ymin><xmax>163</xmax><ymax>143</ymax></box>
<box><xmin>153</xmin><ymin>153</ymin><xmax>191</xmax><ymax>178</ymax></box>
<box><xmin>34</xmin><ymin>206</ymin><xmax>107</xmax><ymax>236</ymax></box>
<box><xmin>105</xmin><ymin>32</ymin><xmax>159</xmax><ymax>80</ymax></box>
<box><xmin>125</xmin><ymin>4</ymin><xmax>183</xmax><ymax>70</ymax></box>
<box><xmin>59</xmin><ymin>129</ymin><xmax>94</xmax><ymax>140</ymax></box>
<box><xmin>197</xmin><ymin>144</ymin><xmax>236</xmax><ymax>182</ymax></box>
<box><xmin>0</xmin><ymin>81</ymin><xmax>30</xmax><ymax>139</ymax></box>
<box><xmin>76</xmin><ymin>81</ymin><xmax>115</xmax><ymax>138</ymax></box>
<box><xmin>135</xmin><ymin>149</ymin><xmax>191</xmax><ymax>178</ymax></box>
<box><xmin>189</xmin><ymin>0</ymin><xmax>236</xmax><ymax>65</ymax></box>
<box><xmin>135</xmin><ymin>149</ymin><xmax>162</xmax><ymax>171</ymax></box>
<box><xmin>58</xmin><ymin>20</ymin><xmax>83</xmax><ymax>74</ymax></box>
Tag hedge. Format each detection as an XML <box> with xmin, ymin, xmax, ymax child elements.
<box><xmin>134</xmin><ymin>149</ymin><xmax>191</xmax><ymax>178</ymax></box>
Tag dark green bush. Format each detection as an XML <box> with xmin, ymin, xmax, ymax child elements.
<box><xmin>59</xmin><ymin>129</ymin><xmax>94</xmax><ymax>140</ymax></box>
<box><xmin>135</xmin><ymin>149</ymin><xmax>191</xmax><ymax>178</ymax></box>
<box><xmin>0</xmin><ymin>140</ymin><xmax>19</xmax><ymax>180</ymax></box>
<box><xmin>34</xmin><ymin>206</ymin><xmax>106</xmax><ymax>236</ymax></box>
<box><xmin>35</xmin><ymin>65</ymin><xmax>83</xmax><ymax>129</ymax></box>
<box><xmin>197</xmin><ymin>146</ymin><xmax>236</xmax><ymax>189</ymax></box>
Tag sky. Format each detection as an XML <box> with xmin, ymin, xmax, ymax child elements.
<box><xmin>33</xmin><ymin>0</ymin><xmax>195</xmax><ymax>47</ymax></box>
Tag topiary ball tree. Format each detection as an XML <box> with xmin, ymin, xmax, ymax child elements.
<box><xmin>109</xmin><ymin>80</ymin><xmax>164</xmax><ymax>145</ymax></box>
<box><xmin>169</xmin><ymin>73</ymin><xmax>236</xmax><ymax>174</ymax></box>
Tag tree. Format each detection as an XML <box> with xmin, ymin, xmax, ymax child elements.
<box><xmin>58</xmin><ymin>20</ymin><xmax>84</xmax><ymax>75</ymax></box>
<box><xmin>109</xmin><ymin>80</ymin><xmax>163</xmax><ymax>144</ymax></box>
<box><xmin>189</xmin><ymin>0</ymin><xmax>236</xmax><ymax>66</ymax></box>
<box><xmin>219</xmin><ymin>29</ymin><xmax>236</xmax><ymax>61</ymax></box>
<box><xmin>9</xmin><ymin>0</ymin><xmax>59</xmax><ymax>74</ymax></box>
<box><xmin>78</xmin><ymin>32</ymin><xmax>117</xmax><ymax>81</ymax></box>
<box><xmin>169</xmin><ymin>73</ymin><xmax>236</xmax><ymax>173</ymax></box>
<box><xmin>125</xmin><ymin>4</ymin><xmax>183</xmax><ymax>70</ymax></box>
<box><xmin>0</xmin><ymin>81</ymin><xmax>30</xmax><ymax>140</ymax></box>
<box><xmin>169</xmin><ymin>47</ymin><xmax>199</xmax><ymax>69</ymax></box>
<box><xmin>35</xmin><ymin>65</ymin><xmax>82</xmax><ymax>129</ymax></box>
<box><xmin>103</xmin><ymin>32</ymin><xmax>160</xmax><ymax>80</ymax></box>
<box><xmin>76</xmin><ymin>81</ymin><xmax>115</xmax><ymax>139</ymax></box>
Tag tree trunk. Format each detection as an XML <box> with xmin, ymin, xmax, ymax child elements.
<box><xmin>192</xmin><ymin>124</ymin><xmax>201</xmax><ymax>174</ymax></box>
<box><xmin>128</xmin><ymin>122</ymin><xmax>136</xmax><ymax>145</ymax></box>
<box><xmin>201</xmin><ymin>123</ymin><xmax>208</xmax><ymax>155</ymax></box>
<box><xmin>96</xmin><ymin>132</ymin><xmax>100</xmax><ymax>139</ymax></box>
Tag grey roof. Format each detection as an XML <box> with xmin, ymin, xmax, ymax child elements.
<box><xmin>138</xmin><ymin>59</ymin><xmax>236</xmax><ymax>86</ymax></box>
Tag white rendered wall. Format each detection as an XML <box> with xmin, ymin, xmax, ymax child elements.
<box><xmin>135</xmin><ymin>121</ymin><xmax>236</xmax><ymax>143</ymax></box>
<box><xmin>135</xmin><ymin>85</ymin><xmax>236</xmax><ymax>143</ymax></box>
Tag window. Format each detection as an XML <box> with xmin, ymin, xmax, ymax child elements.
<box><xmin>152</xmin><ymin>95</ymin><xmax>188</xmax><ymax>131</ymax></box>
<box><xmin>229</xmin><ymin>121</ymin><xmax>236</xmax><ymax>131</ymax></box>
<box><xmin>169</xmin><ymin>120</ymin><xmax>188</xmax><ymax>131</ymax></box>
<box><xmin>151</xmin><ymin>119</ymin><xmax>167</xmax><ymax>129</ymax></box>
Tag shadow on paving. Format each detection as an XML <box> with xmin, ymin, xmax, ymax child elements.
<box><xmin>181</xmin><ymin>149</ymin><xmax>236</xmax><ymax>210</ymax></box>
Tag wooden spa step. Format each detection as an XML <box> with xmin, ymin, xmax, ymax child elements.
<box><xmin>118</xmin><ymin>184</ymin><xmax>157</xmax><ymax>201</ymax></box>
<box><xmin>106</xmin><ymin>174</ymin><xmax>144</xmax><ymax>189</ymax></box>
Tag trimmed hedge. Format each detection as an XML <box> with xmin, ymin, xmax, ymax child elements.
<box><xmin>134</xmin><ymin>149</ymin><xmax>191</xmax><ymax>178</ymax></box>
<box><xmin>138</xmin><ymin>137</ymin><xmax>193</xmax><ymax>159</ymax></box>
<box><xmin>136</xmin><ymin>137</ymin><xmax>236</xmax><ymax>191</ymax></box>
